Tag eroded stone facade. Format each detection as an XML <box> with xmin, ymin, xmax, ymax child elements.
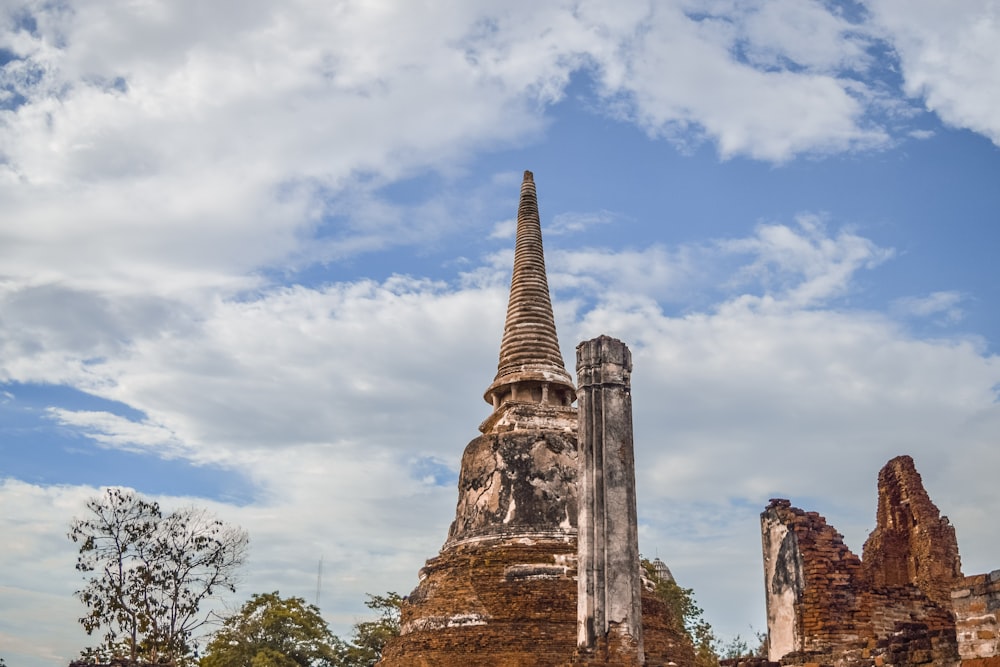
<box><xmin>762</xmin><ymin>455</ymin><xmax>997</xmax><ymax>667</ymax></box>
<box><xmin>379</xmin><ymin>172</ymin><xmax>693</xmax><ymax>667</ymax></box>
<box><xmin>576</xmin><ymin>336</ymin><xmax>643</xmax><ymax>658</ymax></box>
<box><xmin>953</xmin><ymin>571</ymin><xmax>1000</xmax><ymax>662</ymax></box>
<box><xmin>862</xmin><ymin>455</ymin><xmax>963</xmax><ymax>609</ymax></box>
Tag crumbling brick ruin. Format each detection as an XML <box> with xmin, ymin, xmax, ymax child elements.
<box><xmin>378</xmin><ymin>172</ymin><xmax>693</xmax><ymax>666</ymax></box>
<box><xmin>953</xmin><ymin>572</ymin><xmax>1000</xmax><ymax>663</ymax></box>
<box><xmin>862</xmin><ymin>456</ymin><xmax>963</xmax><ymax>609</ymax></box>
<box><xmin>762</xmin><ymin>455</ymin><xmax>1000</xmax><ymax>667</ymax></box>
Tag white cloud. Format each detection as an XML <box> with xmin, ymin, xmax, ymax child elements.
<box><xmin>3</xmin><ymin>1</ymin><xmax>1000</xmax><ymax>662</ymax></box>
<box><xmin>0</xmin><ymin>0</ymin><xmax>952</xmax><ymax>305</ymax></box>
<box><xmin>718</xmin><ymin>214</ymin><xmax>894</xmax><ymax>308</ymax></box>
<box><xmin>550</xmin><ymin>245</ymin><xmax>699</xmax><ymax>304</ymax></box>
<box><xmin>892</xmin><ymin>290</ymin><xmax>965</xmax><ymax>324</ymax></box>
<box><xmin>867</xmin><ymin>0</ymin><xmax>1000</xmax><ymax>144</ymax></box>
<box><xmin>488</xmin><ymin>218</ymin><xmax>517</xmax><ymax>240</ymax></box>
<box><xmin>588</xmin><ymin>2</ymin><xmax>889</xmax><ymax>161</ymax></box>
<box><xmin>545</xmin><ymin>216</ymin><xmax>893</xmax><ymax>310</ymax></box>
<box><xmin>46</xmin><ymin>408</ymin><xmax>190</xmax><ymax>457</ymax></box>
<box><xmin>547</xmin><ymin>210</ymin><xmax>618</xmax><ymax>235</ymax></box>
<box><xmin>732</xmin><ymin>0</ymin><xmax>875</xmax><ymax>73</ymax></box>
<box><xmin>4</xmin><ymin>215</ymin><xmax>999</xmax><ymax>662</ymax></box>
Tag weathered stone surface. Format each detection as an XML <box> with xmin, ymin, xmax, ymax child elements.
<box><xmin>380</xmin><ymin>535</ymin><xmax>694</xmax><ymax>667</ymax></box>
<box><xmin>576</xmin><ymin>336</ymin><xmax>643</xmax><ymax>657</ymax></box>
<box><xmin>447</xmin><ymin>429</ymin><xmax>578</xmax><ymax>545</ymax></box>
<box><xmin>953</xmin><ymin>572</ymin><xmax>1000</xmax><ymax>661</ymax></box>
<box><xmin>483</xmin><ymin>170</ymin><xmax>575</xmax><ymax>415</ymax></box>
<box><xmin>762</xmin><ymin>456</ymin><xmax>971</xmax><ymax>667</ymax></box>
<box><xmin>862</xmin><ymin>455</ymin><xmax>963</xmax><ymax>608</ymax></box>
<box><xmin>761</xmin><ymin>499</ymin><xmax>867</xmax><ymax>660</ymax></box>
<box><xmin>379</xmin><ymin>171</ymin><xmax>693</xmax><ymax>667</ymax></box>
<box><xmin>380</xmin><ymin>538</ymin><xmax>579</xmax><ymax>667</ymax></box>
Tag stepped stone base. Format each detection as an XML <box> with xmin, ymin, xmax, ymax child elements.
<box><xmin>379</xmin><ymin>537</ymin><xmax>694</xmax><ymax>667</ymax></box>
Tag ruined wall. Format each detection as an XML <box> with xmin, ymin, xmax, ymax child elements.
<box><xmin>862</xmin><ymin>455</ymin><xmax>963</xmax><ymax>608</ymax></box>
<box><xmin>953</xmin><ymin>571</ymin><xmax>1000</xmax><ymax>661</ymax></box>
<box><xmin>762</xmin><ymin>456</ymin><xmax>970</xmax><ymax>667</ymax></box>
<box><xmin>761</xmin><ymin>499</ymin><xmax>869</xmax><ymax>660</ymax></box>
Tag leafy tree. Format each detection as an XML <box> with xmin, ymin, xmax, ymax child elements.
<box><xmin>719</xmin><ymin>634</ymin><xmax>750</xmax><ymax>661</ymax></box>
<box><xmin>69</xmin><ymin>487</ymin><xmax>249</xmax><ymax>665</ymax></box>
<box><xmin>337</xmin><ymin>593</ymin><xmax>402</xmax><ymax>667</ymax></box>
<box><xmin>203</xmin><ymin>592</ymin><xmax>401</xmax><ymax>667</ymax></box>
<box><xmin>201</xmin><ymin>592</ymin><xmax>348</xmax><ymax>667</ymax></box>
<box><xmin>642</xmin><ymin>559</ymin><xmax>719</xmax><ymax>667</ymax></box>
<box><xmin>718</xmin><ymin>629</ymin><xmax>768</xmax><ymax>661</ymax></box>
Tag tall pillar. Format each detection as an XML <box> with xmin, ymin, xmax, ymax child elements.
<box><xmin>576</xmin><ymin>335</ymin><xmax>644</xmax><ymax>661</ymax></box>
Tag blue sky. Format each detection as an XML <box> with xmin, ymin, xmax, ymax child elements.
<box><xmin>2</xmin><ymin>1</ymin><xmax>1000</xmax><ymax>664</ymax></box>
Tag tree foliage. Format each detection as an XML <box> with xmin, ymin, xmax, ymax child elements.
<box><xmin>201</xmin><ymin>592</ymin><xmax>348</xmax><ymax>667</ymax></box>
<box><xmin>642</xmin><ymin>559</ymin><xmax>719</xmax><ymax>667</ymax></box>
<box><xmin>337</xmin><ymin>593</ymin><xmax>402</xmax><ymax>667</ymax></box>
<box><xmin>718</xmin><ymin>629</ymin><xmax>768</xmax><ymax>661</ymax></box>
<box><xmin>202</xmin><ymin>591</ymin><xmax>401</xmax><ymax>667</ymax></box>
<box><xmin>69</xmin><ymin>488</ymin><xmax>249</xmax><ymax>665</ymax></box>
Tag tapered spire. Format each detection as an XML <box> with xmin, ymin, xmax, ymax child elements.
<box><xmin>483</xmin><ymin>171</ymin><xmax>575</xmax><ymax>414</ymax></box>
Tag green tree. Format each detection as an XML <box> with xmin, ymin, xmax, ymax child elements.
<box><xmin>718</xmin><ymin>629</ymin><xmax>768</xmax><ymax>661</ymax></box>
<box><xmin>69</xmin><ymin>488</ymin><xmax>249</xmax><ymax>665</ymax></box>
<box><xmin>201</xmin><ymin>592</ymin><xmax>348</xmax><ymax>667</ymax></box>
<box><xmin>719</xmin><ymin>634</ymin><xmax>749</xmax><ymax>661</ymax></box>
<box><xmin>203</xmin><ymin>592</ymin><xmax>401</xmax><ymax>667</ymax></box>
<box><xmin>338</xmin><ymin>593</ymin><xmax>402</xmax><ymax>667</ymax></box>
<box><xmin>642</xmin><ymin>559</ymin><xmax>719</xmax><ymax>667</ymax></box>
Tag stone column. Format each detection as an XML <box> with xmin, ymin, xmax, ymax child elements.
<box><xmin>576</xmin><ymin>335</ymin><xmax>643</xmax><ymax>660</ymax></box>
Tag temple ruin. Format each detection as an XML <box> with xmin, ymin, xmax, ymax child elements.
<box><xmin>374</xmin><ymin>171</ymin><xmax>1000</xmax><ymax>667</ymax></box>
<box><xmin>378</xmin><ymin>172</ymin><xmax>693</xmax><ymax>666</ymax></box>
<box><xmin>761</xmin><ymin>455</ymin><xmax>1000</xmax><ymax>667</ymax></box>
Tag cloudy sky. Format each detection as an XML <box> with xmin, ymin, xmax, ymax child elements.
<box><xmin>2</xmin><ymin>0</ymin><xmax>999</xmax><ymax>663</ymax></box>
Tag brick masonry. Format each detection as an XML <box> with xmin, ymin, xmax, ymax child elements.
<box><xmin>953</xmin><ymin>571</ymin><xmax>1000</xmax><ymax>661</ymax></box>
<box><xmin>761</xmin><ymin>455</ymin><xmax>998</xmax><ymax>667</ymax></box>
<box><xmin>378</xmin><ymin>171</ymin><xmax>693</xmax><ymax>666</ymax></box>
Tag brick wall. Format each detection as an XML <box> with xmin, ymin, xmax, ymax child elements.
<box><xmin>953</xmin><ymin>571</ymin><xmax>1000</xmax><ymax>661</ymax></box>
<box><xmin>379</xmin><ymin>537</ymin><xmax>694</xmax><ymax>667</ymax></box>
<box><xmin>761</xmin><ymin>499</ymin><xmax>870</xmax><ymax>659</ymax></box>
<box><xmin>861</xmin><ymin>456</ymin><xmax>963</xmax><ymax>609</ymax></box>
<box><xmin>761</xmin><ymin>456</ymin><xmax>967</xmax><ymax>667</ymax></box>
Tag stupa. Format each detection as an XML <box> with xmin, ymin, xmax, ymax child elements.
<box><xmin>378</xmin><ymin>171</ymin><xmax>693</xmax><ymax>667</ymax></box>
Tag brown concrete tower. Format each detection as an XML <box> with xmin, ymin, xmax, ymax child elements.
<box><xmin>378</xmin><ymin>172</ymin><xmax>693</xmax><ymax>667</ymax></box>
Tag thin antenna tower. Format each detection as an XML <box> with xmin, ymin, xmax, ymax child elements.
<box><xmin>316</xmin><ymin>556</ymin><xmax>323</xmax><ymax>608</ymax></box>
